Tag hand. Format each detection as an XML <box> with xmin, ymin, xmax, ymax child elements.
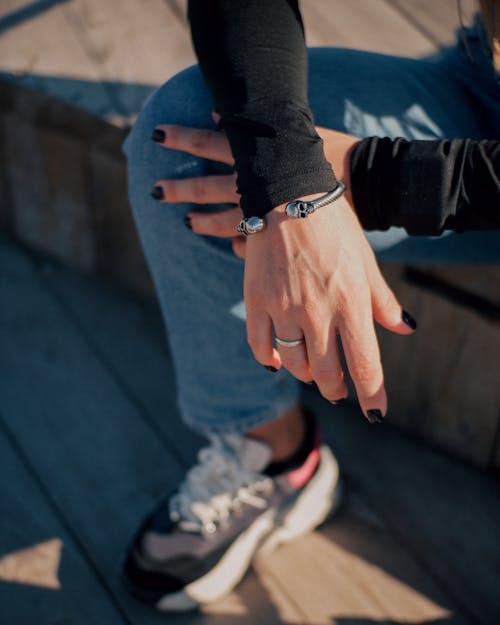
<box><xmin>150</xmin><ymin>120</ymin><xmax>358</xmax><ymax>258</ymax></box>
<box><xmin>152</xmin><ymin>122</ymin><xmax>416</xmax><ymax>420</ymax></box>
<box><xmin>245</xmin><ymin>195</ymin><xmax>417</xmax><ymax>419</ymax></box>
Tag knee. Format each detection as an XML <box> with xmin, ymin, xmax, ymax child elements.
<box><xmin>124</xmin><ymin>64</ymin><xmax>216</xmax><ymax>203</ymax></box>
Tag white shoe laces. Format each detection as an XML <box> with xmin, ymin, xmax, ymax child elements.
<box><xmin>169</xmin><ymin>436</ymin><xmax>274</xmax><ymax>535</ymax></box>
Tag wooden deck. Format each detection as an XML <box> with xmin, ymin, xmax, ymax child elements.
<box><xmin>1</xmin><ymin>236</ymin><xmax>500</xmax><ymax>625</ymax></box>
<box><xmin>0</xmin><ymin>0</ymin><xmax>476</xmax><ymax>126</ymax></box>
<box><xmin>2</xmin><ymin>1</ymin><xmax>500</xmax><ymax>624</ymax></box>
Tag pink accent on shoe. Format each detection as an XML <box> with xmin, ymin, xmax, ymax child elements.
<box><xmin>287</xmin><ymin>446</ymin><xmax>320</xmax><ymax>489</ymax></box>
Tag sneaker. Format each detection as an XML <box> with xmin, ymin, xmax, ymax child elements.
<box><xmin>123</xmin><ymin>411</ymin><xmax>341</xmax><ymax>611</ymax></box>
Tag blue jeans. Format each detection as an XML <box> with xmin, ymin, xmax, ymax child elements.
<box><xmin>124</xmin><ymin>26</ymin><xmax>500</xmax><ymax>435</ymax></box>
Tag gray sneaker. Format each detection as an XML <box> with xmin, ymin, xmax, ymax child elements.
<box><xmin>123</xmin><ymin>412</ymin><xmax>341</xmax><ymax>611</ymax></box>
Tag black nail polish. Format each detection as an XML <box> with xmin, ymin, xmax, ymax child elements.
<box><xmin>184</xmin><ymin>216</ymin><xmax>192</xmax><ymax>230</ymax></box>
<box><xmin>402</xmin><ymin>310</ymin><xmax>417</xmax><ymax>330</ymax></box>
<box><xmin>264</xmin><ymin>365</ymin><xmax>278</xmax><ymax>372</ymax></box>
<box><xmin>366</xmin><ymin>409</ymin><xmax>383</xmax><ymax>424</ymax></box>
<box><xmin>152</xmin><ymin>128</ymin><xmax>166</xmax><ymax>143</ymax></box>
<box><xmin>151</xmin><ymin>186</ymin><xmax>164</xmax><ymax>200</ymax></box>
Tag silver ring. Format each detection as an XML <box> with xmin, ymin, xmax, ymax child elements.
<box><xmin>275</xmin><ymin>336</ymin><xmax>305</xmax><ymax>348</ymax></box>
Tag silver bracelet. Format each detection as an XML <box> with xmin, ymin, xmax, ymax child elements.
<box><xmin>285</xmin><ymin>181</ymin><xmax>346</xmax><ymax>219</ymax></box>
<box><xmin>236</xmin><ymin>216</ymin><xmax>266</xmax><ymax>236</ymax></box>
<box><xmin>235</xmin><ymin>180</ymin><xmax>346</xmax><ymax>236</ymax></box>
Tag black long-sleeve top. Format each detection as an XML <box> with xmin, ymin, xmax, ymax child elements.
<box><xmin>187</xmin><ymin>0</ymin><xmax>499</xmax><ymax>235</ymax></box>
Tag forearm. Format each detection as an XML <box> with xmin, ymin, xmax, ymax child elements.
<box><xmin>350</xmin><ymin>137</ymin><xmax>500</xmax><ymax>234</ymax></box>
<box><xmin>187</xmin><ymin>0</ymin><xmax>336</xmax><ymax>218</ymax></box>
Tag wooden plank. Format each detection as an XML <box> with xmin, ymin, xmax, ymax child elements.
<box><xmin>305</xmin><ymin>389</ymin><xmax>500</xmax><ymax>625</ymax></box>
<box><xmin>86</xmin><ymin>144</ymin><xmax>155</xmax><ymax>296</ymax></box>
<box><xmin>378</xmin><ymin>265</ymin><xmax>500</xmax><ymax>466</ymax></box>
<box><xmin>61</xmin><ymin>0</ymin><xmax>196</xmax><ymax>123</ymax></box>
<box><xmin>301</xmin><ymin>0</ymin><xmax>436</xmax><ymax>56</ymax></box>
<box><xmin>495</xmin><ymin>433</ymin><xmax>500</xmax><ymax>470</ymax></box>
<box><xmin>415</xmin><ymin>265</ymin><xmax>500</xmax><ymax>309</ymax></box>
<box><xmin>0</xmin><ymin>0</ymin><xmax>113</xmax><ymax>114</ymax></box>
<box><xmin>0</xmin><ymin>0</ymin><xmax>473</xmax><ymax>126</ymax></box>
<box><xmin>40</xmin><ymin>259</ymin><xmax>203</xmax><ymax>468</ymax></box>
<box><xmin>5</xmin><ymin>117</ymin><xmax>96</xmax><ymax>271</ymax></box>
<box><xmin>0</xmin><ymin>238</ymin><xmax>303</xmax><ymax>624</ymax></box>
<box><xmin>385</xmin><ymin>0</ymin><xmax>476</xmax><ymax>49</ymax></box>
<box><xmin>255</xmin><ymin>505</ymin><xmax>469</xmax><ymax>625</ymax></box>
<box><xmin>0</xmin><ymin>422</ymin><xmax>126</xmax><ymax>625</ymax></box>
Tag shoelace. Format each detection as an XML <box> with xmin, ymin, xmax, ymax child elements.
<box><xmin>169</xmin><ymin>437</ymin><xmax>274</xmax><ymax>535</ymax></box>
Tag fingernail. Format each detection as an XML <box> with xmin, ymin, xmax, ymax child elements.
<box><xmin>152</xmin><ymin>128</ymin><xmax>166</xmax><ymax>143</ymax></box>
<box><xmin>151</xmin><ymin>186</ymin><xmax>164</xmax><ymax>200</ymax></box>
<box><xmin>184</xmin><ymin>216</ymin><xmax>192</xmax><ymax>230</ymax></box>
<box><xmin>402</xmin><ymin>310</ymin><xmax>417</xmax><ymax>330</ymax></box>
<box><xmin>366</xmin><ymin>409</ymin><xmax>383</xmax><ymax>424</ymax></box>
<box><xmin>264</xmin><ymin>365</ymin><xmax>278</xmax><ymax>373</ymax></box>
<box><xmin>305</xmin><ymin>380</ymin><xmax>315</xmax><ymax>386</ymax></box>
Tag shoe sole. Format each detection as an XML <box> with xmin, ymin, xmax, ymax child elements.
<box><xmin>155</xmin><ymin>445</ymin><xmax>341</xmax><ymax>612</ymax></box>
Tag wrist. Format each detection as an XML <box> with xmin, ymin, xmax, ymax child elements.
<box><xmin>242</xmin><ymin>184</ymin><xmax>349</xmax><ymax>237</ymax></box>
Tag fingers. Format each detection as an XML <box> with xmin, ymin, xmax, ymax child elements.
<box><xmin>246</xmin><ymin>310</ymin><xmax>281</xmax><ymax>371</ymax></box>
<box><xmin>365</xmin><ymin>247</ymin><xmax>418</xmax><ymax>334</ymax></box>
<box><xmin>188</xmin><ymin>207</ymin><xmax>242</xmax><ymax>238</ymax></box>
<box><xmin>153</xmin><ymin>173</ymin><xmax>239</xmax><ymax>205</ymax></box>
<box><xmin>153</xmin><ymin>124</ymin><xmax>234</xmax><ymax>165</ymax></box>
<box><xmin>306</xmin><ymin>320</ymin><xmax>348</xmax><ymax>402</ymax></box>
<box><xmin>273</xmin><ymin>323</ymin><xmax>311</xmax><ymax>383</ymax></box>
<box><xmin>338</xmin><ymin>294</ymin><xmax>387</xmax><ymax>422</ymax></box>
<box><xmin>273</xmin><ymin>314</ymin><xmax>347</xmax><ymax>400</ymax></box>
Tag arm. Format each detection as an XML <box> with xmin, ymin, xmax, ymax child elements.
<box><xmin>351</xmin><ymin>137</ymin><xmax>500</xmax><ymax>234</ymax></box>
<box><xmin>188</xmin><ymin>0</ymin><xmax>337</xmax><ymax>216</ymax></box>
<box><xmin>185</xmin><ymin>0</ymin><xmax>414</xmax><ymax>421</ymax></box>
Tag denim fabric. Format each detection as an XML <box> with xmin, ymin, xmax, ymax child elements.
<box><xmin>124</xmin><ymin>27</ymin><xmax>499</xmax><ymax>435</ymax></box>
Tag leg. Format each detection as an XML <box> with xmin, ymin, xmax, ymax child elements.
<box><xmin>124</xmin><ymin>31</ymin><xmax>499</xmax><ymax>610</ymax></box>
<box><xmin>124</xmin><ymin>66</ymin><xmax>300</xmax><ymax>436</ymax></box>
<box><xmin>123</xmin><ymin>63</ymin><xmax>343</xmax><ymax>612</ymax></box>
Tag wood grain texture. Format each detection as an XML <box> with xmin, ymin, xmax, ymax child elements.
<box><xmin>41</xmin><ymin>259</ymin><xmax>203</xmax><ymax>469</ymax></box>
<box><xmin>0</xmin><ymin>239</ymin><xmax>304</xmax><ymax>625</ymax></box>
<box><xmin>0</xmin><ymin>422</ymin><xmax>126</xmax><ymax>625</ymax></box>
<box><xmin>306</xmin><ymin>389</ymin><xmax>500</xmax><ymax>625</ymax></box>
<box><xmin>378</xmin><ymin>265</ymin><xmax>500</xmax><ymax>467</ymax></box>
<box><xmin>61</xmin><ymin>0</ymin><xmax>195</xmax><ymax>122</ymax></box>
<box><xmin>255</xmin><ymin>515</ymin><xmax>468</xmax><ymax>625</ymax></box>
<box><xmin>0</xmin><ymin>0</ymin><xmax>113</xmax><ymax>109</ymax></box>
<box><xmin>385</xmin><ymin>0</ymin><xmax>476</xmax><ymax>48</ymax></box>
<box><xmin>495</xmin><ymin>434</ymin><xmax>500</xmax><ymax>470</ymax></box>
<box><xmin>301</xmin><ymin>0</ymin><xmax>436</xmax><ymax>55</ymax></box>
<box><xmin>5</xmin><ymin>117</ymin><xmax>96</xmax><ymax>271</ymax></box>
<box><xmin>87</xmin><ymin>144</ymin><xmax>154</xmax><ymax>294</ymax></box>
<box><xmin>417</xmin><ymin>265</ymin><xmax>500</xmax><ymax>309</ymax></box>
